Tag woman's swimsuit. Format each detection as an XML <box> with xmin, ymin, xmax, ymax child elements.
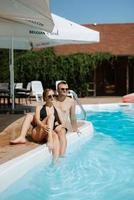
<box><xmin>35</xmin><ymin>105</ymin><xmax>61</xmax><ymax>129</ymax></box>
<box><xmin>29</xmin><ymin>105</ymin><xmax>67</xmax><ymax>144</ymax></box>
<box><xmin>29</xmin><ymin>105</ymin><xmax>61</xmax><ymax>144</ymax></box>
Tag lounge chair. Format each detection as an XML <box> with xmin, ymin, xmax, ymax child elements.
<box><xmin>15</xmin><ymin>82</ymin><xmax>31</xmax><ymax>104</ymax></box>
<box><xmin>0</xmin><ymin>83</ymin><xmax>10</xmax><ymax>105</ymax></box>
<box><xmin>30</xmin><ymin>81</ymin><xmax>44</xmax><ymax>101</ymax></box>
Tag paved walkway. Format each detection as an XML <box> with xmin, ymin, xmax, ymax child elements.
<box><xmin>79</xmin><ymin>96</ymin><xmax>122</xmax><ymax>104</ymax></box>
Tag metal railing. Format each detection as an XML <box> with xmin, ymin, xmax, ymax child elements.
<box><xmin>68</xmin><ymin>90</ymin><xmax>86</xmax><ymax>120</ymax></box>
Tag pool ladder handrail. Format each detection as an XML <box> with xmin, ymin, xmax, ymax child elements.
<box><xmin>68</xmin><ymin>90</ymin><xmax>86</xmax><ymax>120</ymax></box>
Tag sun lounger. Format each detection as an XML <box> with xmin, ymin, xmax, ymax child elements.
<box><xmin>30</xmin><ymin>81</ymin><xmax>44</xmax><ymax>101</ymax></box>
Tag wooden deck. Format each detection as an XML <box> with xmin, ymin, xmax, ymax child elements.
<box><xmin>0</xmin><ymin>116</ymin><xmax>39</xmax><ymax>164</ymax></box>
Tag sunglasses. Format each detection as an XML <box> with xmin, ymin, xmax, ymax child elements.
<box><xmin>47</xmin><ymin>94</ymin><xmax>55</xmax><ymax>99</ymax></box>
<box><xmin>60</xmin><ymin>88</ymin><xmax>69</xmax><ymax>91</ymax></box>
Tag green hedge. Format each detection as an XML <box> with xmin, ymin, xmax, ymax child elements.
<box><xmin>0</xmin><ymin>48</ymin><xmax>115</xmax><ymax>96</ymax></box>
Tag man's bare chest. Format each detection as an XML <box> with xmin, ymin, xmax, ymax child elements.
<box><xmin>56</xmin><ymin>101</ymin><xmax>71</xmax><ymax>114</ymax></box>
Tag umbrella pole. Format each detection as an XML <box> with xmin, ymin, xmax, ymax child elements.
<box><xmin>126</xmin><ymin>62</ymin><xmax>129</xmax><ymax>94</ymax></box>
<box><xmin>9</xmin><ymin>37</ymin><xmax>15</xmax><ymax>110</ymax></box>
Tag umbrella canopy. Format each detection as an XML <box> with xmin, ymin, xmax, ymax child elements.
<box><xmin>0</xmin><ymin>17</ymin><xmax>50</xmax><ymax>49</ymax></box>
<box><xmin>0</xmin><ymin>13</ymin><xmax>99</xmax><ymax>49</ymax></box>
<box><xmin>0</xmin><ymin>0</ymin><xmax>54</xmax><ymax>32</ymax></box>
<box><xmin>33</xmin><ymin>13</ymin><xmax>99</xmax><ymax>48</ymax></box>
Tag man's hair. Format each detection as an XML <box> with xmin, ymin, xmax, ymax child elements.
<box><xmin>57</xmin><ymin>80</ymin><xmax>67</xmax><ymax>90</ymax></box>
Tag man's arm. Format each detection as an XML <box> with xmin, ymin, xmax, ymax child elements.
<box><xmin>70</xmin><ymin>100</ymin><xmax>78</xmax><ymax>132</ymax></box>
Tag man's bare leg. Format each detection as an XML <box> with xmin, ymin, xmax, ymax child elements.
<box><xmin>10</xmin><ymin>114</ymin><xmax>34</xmax><ymax>144</ymax></box>
<box><xmin>55</xmin><ymin>126</ymin><xmax>67</xmax><ymax>157</ymax></box>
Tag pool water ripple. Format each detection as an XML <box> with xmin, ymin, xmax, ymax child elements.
<box><xmin>1</xmin><ymin>109</ymin><xmax>134</xmax><ymax>200</ymax></box>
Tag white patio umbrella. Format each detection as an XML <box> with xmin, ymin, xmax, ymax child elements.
<box><xmin>0</xmin><ymin>0</ymin><xmax>54</xmax><ymax>32</ymax></box>
<box><xmin>0</xmin><ymin>3</ymin><xmax>99</xmax><ymax>110</ymax></box>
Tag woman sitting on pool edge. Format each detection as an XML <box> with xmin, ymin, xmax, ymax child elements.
<box><xmin>10</xmin><ymin>88</ymin><xmax>66</xmax><ymax>161</ymax></box>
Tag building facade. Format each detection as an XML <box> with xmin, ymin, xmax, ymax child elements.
<box><xmin>53</xmin><ymin>23</ymin><xmax>134</xmax><ymax>96</ymax></box>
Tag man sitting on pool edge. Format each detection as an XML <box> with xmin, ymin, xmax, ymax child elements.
<box><xmin>54</xmin><ymin>80</ymin><xmax>80</xmax><ymax>156</ymax></box>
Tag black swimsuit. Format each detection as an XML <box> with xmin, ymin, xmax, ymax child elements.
<box><xmin>40</xmin><ymin>105</ymin><xmax>61</xmax><ymax>129</ymax></box>
<box><xmin>29</xmin><ymin>105</ymin><xmax>67</xmax><ymax>144</ymax></box>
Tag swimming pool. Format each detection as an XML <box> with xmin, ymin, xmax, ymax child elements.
<box><xmin>1</xmin><ymin>104</ymin><xmax>134</xmax><ymax>200</ymax></box>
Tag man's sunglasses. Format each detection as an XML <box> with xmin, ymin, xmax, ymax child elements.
<box><xmin>60</xmin><ymin>88</ymin><xmax>69</xmax><ymax>91</ymax></box>
<box><xmin>47</xmin><ymin>94</ymin><xmax>56</xmax><ymax>99</ymax></box>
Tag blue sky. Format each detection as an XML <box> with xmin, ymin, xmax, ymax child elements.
<box><xmin>51</xmin><ymin>0</ymin><xmax>134</xmax><ymax>24</ymax></box>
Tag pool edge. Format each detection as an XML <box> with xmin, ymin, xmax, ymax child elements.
<box><xmin>0</xmin><ymin>120</ymin><xmax>93</xmax><ymax>193</ymax></box>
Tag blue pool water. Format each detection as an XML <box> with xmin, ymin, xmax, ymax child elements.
<box><xmin>1</xmin><ymin>107</ymin><xmax>134</xmax><ymax>200</ymax></box>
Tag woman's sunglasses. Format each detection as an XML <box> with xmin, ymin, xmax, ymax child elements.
<box><xmin>47</xmin><ymin>94</ymin><xmax>56</xmax><ymax>99</ymax></box>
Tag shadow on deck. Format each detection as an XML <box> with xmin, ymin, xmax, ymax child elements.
<box><xmin>0</xmin><ymin>103</ymin><xmax>35</xmax><ymax>114</ymax></box>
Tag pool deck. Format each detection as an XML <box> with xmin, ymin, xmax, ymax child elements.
<box><xmin>79</xmin><ymin>96</ymin><xmax>122</xmax><ymax>104</ymax></box>
<box><xmin>0</xmin><ymin>96</ymin><xmax>122</xmax><ymax>165</ymax></box>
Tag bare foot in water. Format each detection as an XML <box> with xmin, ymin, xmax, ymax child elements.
<box><xmin>10</xmin><ymin>136</ymin><xmax>26</xmax><ymax>145</ymax></box>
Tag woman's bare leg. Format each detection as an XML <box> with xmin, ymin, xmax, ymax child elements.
<box><xmin>32</xmin><ymin>115</ymin><xmax>55</xmax><ymax>151</ymax></box>
<box><xmin>52</xmin><ymin>131</ymin><xmax>60</xmax><ymax>162</ymax></box>
<box><xmin>45</xmin><ymin>115</ymin><xmax>55</xmax><ymax>151</ymax></box>
<box><xmin>10</xmin><ymin>114</ymin><xmax>34</xmax><ymax>144</ymax></box>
